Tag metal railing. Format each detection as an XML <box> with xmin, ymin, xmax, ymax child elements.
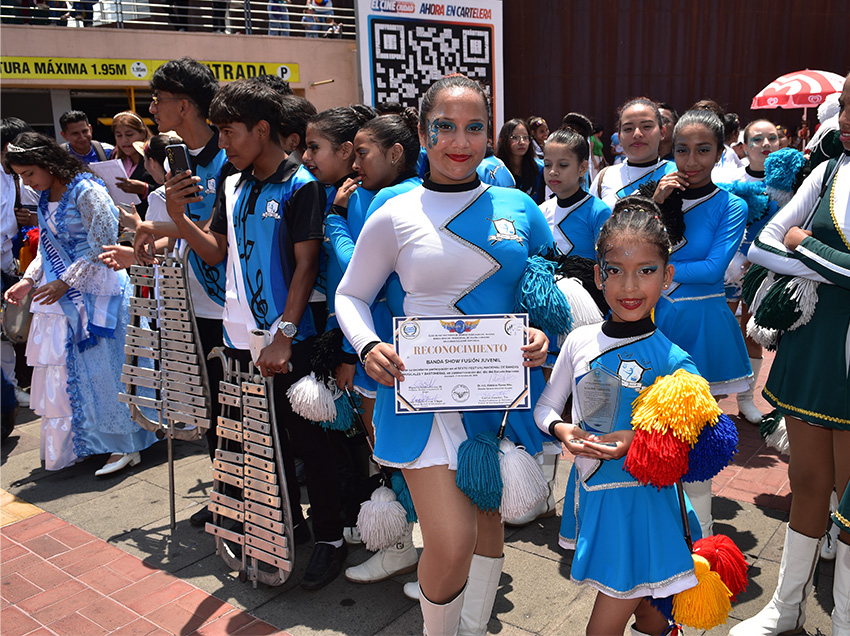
<box><xmin>0</xmin><ymin>1</ymin><xmax>355</xmax><ymax>38</ymax></box>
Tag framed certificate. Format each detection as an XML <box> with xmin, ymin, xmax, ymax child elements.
<box><xmin>393</xmin><ymin>314</ymin><xmax>530</xmax><ymax>414</ymax></box>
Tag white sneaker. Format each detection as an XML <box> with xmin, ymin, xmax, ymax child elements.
<box><xmin>14</xmin><ymin>387</ymin><xmax>29</xmax><ymax>408</ymax></box>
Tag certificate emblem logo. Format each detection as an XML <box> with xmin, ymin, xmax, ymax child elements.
<box><xmin>400</xmin><ymin>321</ymin><xmax>420</xmax><ymax>339</ymax></box>
<box><xmin>263</xmin><ymin>198</ymin><xmax>281</xmax><ymax>220</ymax></box>
<box><xmin>205</xmin><ymin>176</ymin><xmax>217</xmax><ymax>194</ymax></box>
<box><xmin>488</xmin><ymin>218</ymin><xmax>523</xmax><ymax>245</ymax></box>
<box><xmin>451</xmin><ymin>384</ymin><xmax>470</xmax><ymax>402</ymax></box>
<box><xmin>504</xmin><ymin>319</ymin><xmax>522</xmax><ymax>336</ymax></box>
<box><xmin>440</xmin><ymin>319</ymin><xmax>480</xmax><ymax>334</ymax></box>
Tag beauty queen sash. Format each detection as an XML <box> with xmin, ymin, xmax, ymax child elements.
<box><xmin>37</xmin><ymin>176</ymin><xmax>123</xmax><ymax>350</ymax></box>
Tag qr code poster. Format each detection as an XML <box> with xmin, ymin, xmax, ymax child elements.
<box><xmin>355</xmin><ymin>0</ymin><xmax>504</xmax><ymax>131</ymax></box>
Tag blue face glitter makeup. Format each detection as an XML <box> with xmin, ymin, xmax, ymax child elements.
<box><xmin>428</xmin><ymin>119</ymin><xmax>456</xmax><ymax>148</ymax></box>
<box><xmin>428</xmin><ymin>119</ymin><xmax>439</xmax><ymax>148</ymax></box>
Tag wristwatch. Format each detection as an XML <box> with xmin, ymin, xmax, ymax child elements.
<box><xmin>277</xmin><ymin>321</ymin><xmax>298</xmax><ymax>338</ymax></box>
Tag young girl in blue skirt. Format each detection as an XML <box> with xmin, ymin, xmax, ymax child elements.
<box><xmin>535</xmin><ymin>197</ymin><xmax>701</xmax><ymax>636</ymax></box>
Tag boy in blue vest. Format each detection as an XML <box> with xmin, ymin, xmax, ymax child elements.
<box><xmin>139</xmin><ymin>78</ymin><xmax>346</xmax><ymax>590</ymax></box>
<box><xmin>137</xmin><ymin>57</ymin><xmax>229</xmax><ymax>523</ymax></box>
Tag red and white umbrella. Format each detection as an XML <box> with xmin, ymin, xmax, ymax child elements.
<box><xmin>752</xmin><ymin>69</ymin><xmax>844</xmax><ymax>110</ymax></box>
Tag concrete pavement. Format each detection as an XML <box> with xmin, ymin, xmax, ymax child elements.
<box><xmin>0</xmin><ymin>355</ymin><xmax>839</xmax><ymax>635</ymax></box>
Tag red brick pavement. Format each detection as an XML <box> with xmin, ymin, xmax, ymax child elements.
<box><xmin>1</xmin><ymin>512</ymin><xmax>290</xmax><ymax>636</ymax></box>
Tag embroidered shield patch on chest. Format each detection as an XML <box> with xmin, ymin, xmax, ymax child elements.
<box><xmin>488</xmin><ymin>218</ymin><xmax>523</xmax><ymax>245</ymax></box>
<box><xmin>263</xmin><ymin>198</ymin><xmax>281</xmax><ymax>220</ymax></box>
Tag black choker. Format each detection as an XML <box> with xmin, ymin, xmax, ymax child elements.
<box><xmin>423</xmin><ymin>174</ymin><xmax>480</xmax><ymax>192</ymax></box>
<box><xmin>601</xmin><ymin>316</ymin><xmax>656</xmax><ymax>338</ymax></box>
<box><xmin>626</xmin><ymin>157</ymin><xmax>661</xmax><ymax>168</ymax></box>
<box><xmin>682</xmin><ymin>182</ymin><xmax>718</xmax><ymax>200</ymax></box>
<box><xmin>557</xmin><ymin>190</ymin><xmax>586</xmax><ymax>208</ymax></box>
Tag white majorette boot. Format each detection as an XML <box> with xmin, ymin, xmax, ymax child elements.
<box><xmin>345</xmin><ymin>523</ymin><xmax>418</xmax><ymax>583</ymax></box>
<box><xmin>683</xmin><ymin>478</ymin><xmax>713</xmax><ymax>538</ymax></box>
<box><xmin>822</xmin><ymin>491</ymin><xmax>840</xmax><ymax>560</ymax></box>
<box><xmin>504</xmin><ymin>453</ymin><xmax>557</xmax><ymax>526</ymax></box>
<box><xmin>457</xmin><ymin>554</ymin><xmax>504</xmax><ymax>636</ymax></box>
<box><xmin>729</xmin><ymin>525</ymin><xmax>824</xmax><ymax>636</ymax></box>
<box><xmin>420</xmin><ymin>584</ymin><xmax>465</xmax><ymax>636</ymax></box>
<box><xmin>737</xmin><ymin>357</ymin><xmax>764</xmax><ymax>424</ymax></box>
<box><xmin>405</xmin><ymin>580</ymin><xmax>421</xmax><ymax>600</ymax></box>
<box><xmin>834</xmin><ymin>540</ymin><xmax>850</xmax><ymax>636</ymax></box>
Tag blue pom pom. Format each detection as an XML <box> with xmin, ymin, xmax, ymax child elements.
<box><xmin>320</xmin><ymin>390</ymin><xmax>357</xmax><ymax>431</ymax></box>
<box><xmin>649</xmin><ymin>594</ymin><xmax>675</xmax><ymax>623</ymax></box>
<box><xmin>765</xmin><ymin>148</ymin><xmax>806</xmax><ymax>193</ymax></box>
<box><xmin>391</xmin><ymin>471</ymin><xmax>418</xmax><ymax>523</ymax></box>
<box><xmin>682</xmin><ymin>414</ymin><xmax>738</xmax><ymax>483</ymax></box>
<box><xmin>456</xmin><ymin>430</ymin><xmax>503</xmax><ymax>512</ymax></box>
<box><xmin>515</xmin><ymin>255</ymin><xmax>573</xmax><ymax>335</ymax></box>
<box><xmin>717</xmin><ymin>181</ymin><xmax>770</xmax><ymax>224</ymax></box>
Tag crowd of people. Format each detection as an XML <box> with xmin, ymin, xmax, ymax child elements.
<box><xmin>1</xmin><ymin>56</ymin><xmax>848</xmax><ymax>636</ymax></box>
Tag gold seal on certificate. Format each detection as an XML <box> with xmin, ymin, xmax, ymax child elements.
<box><xmin>393</xmin><ymin>314</ymin><xmax>530</xmax><ymax>414</ymax></box>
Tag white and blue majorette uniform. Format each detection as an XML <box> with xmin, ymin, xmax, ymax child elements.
<box><xmin>336</xmin><ymin>176</ymin><xmax>557</xmax><ymax>468</ymax></box>
<box><xmin>721</xmin><ymin>167</ymin><xmax>769</xmax><ymax>300</ymax></box>
<box><xmin>535</xmin><ymin>317</ymin><xmax>701</xmax><ymax>599</ymax></box>
<box><xmin>25</xmin><ymin>174</ymin><xmax>157</xmax><ymax>469</ymax></box>
<box><xmin>324</xmin><ymin>175</ymin><xmax>421</xmax><ymax>395</ymax></box>
<box><xmin>590</xmin><ymin>158</ymin><xmax>676</xmax><ymax>210</ymax></box>
<box><xmin>654</xmin><ymin>183</ymin><xmax>752</xmax><ymax>395</ymax></box>
<box><xmin>539</xmin><ymin>189</ymin><xmax>611</xmax><ymax>259</ymax></box>
<box><xmin>477</xmin><ymin>155</ymin><xmax>516</xmax><ymax>188</ymax></box>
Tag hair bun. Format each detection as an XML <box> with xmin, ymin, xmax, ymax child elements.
<box><xmin>561</xmin><ymin>112</ymin><xmax>592</xmax><ymax>139</ymax></box>
<box><xmin>350</xmin><ymin>103</ymin><xmax>377</xmax><ymax>127</ymax></box>
<box><xmin>401</xmin><ymin>107</ymin><xmax>420</xmax><ymax>133</ymax></box>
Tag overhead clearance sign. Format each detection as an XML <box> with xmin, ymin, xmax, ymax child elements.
<box><xmin>0</xmin><ymin>57</ymin><xmax>299</xmax><ymax>83</ymax></box>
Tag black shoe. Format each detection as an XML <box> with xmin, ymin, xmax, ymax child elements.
<box><xmin>190</xmin><ymin>506</ymin><xmax>214</xmax><ymax>527</ymax></box>
<box><xmin>300</xmin><ymin>542</ymin><xmax>348</xmax><ymax>590</ymax></box>
<box><xmin>294</xmin><ymin>521</ymin><xmax>311</xmax><ymax>546</ymax></box>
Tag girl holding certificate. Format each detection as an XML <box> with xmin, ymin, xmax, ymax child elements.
<box><xmin>335</xmin><ymin>75</ymin><xmax>554</xmax><ymax>636</ymax></box>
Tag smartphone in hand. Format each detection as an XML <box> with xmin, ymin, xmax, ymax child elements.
<box><xmin>165</xmin><ymin>144</ymin><xmax>192</xmax><ymax>175</ymax></box>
